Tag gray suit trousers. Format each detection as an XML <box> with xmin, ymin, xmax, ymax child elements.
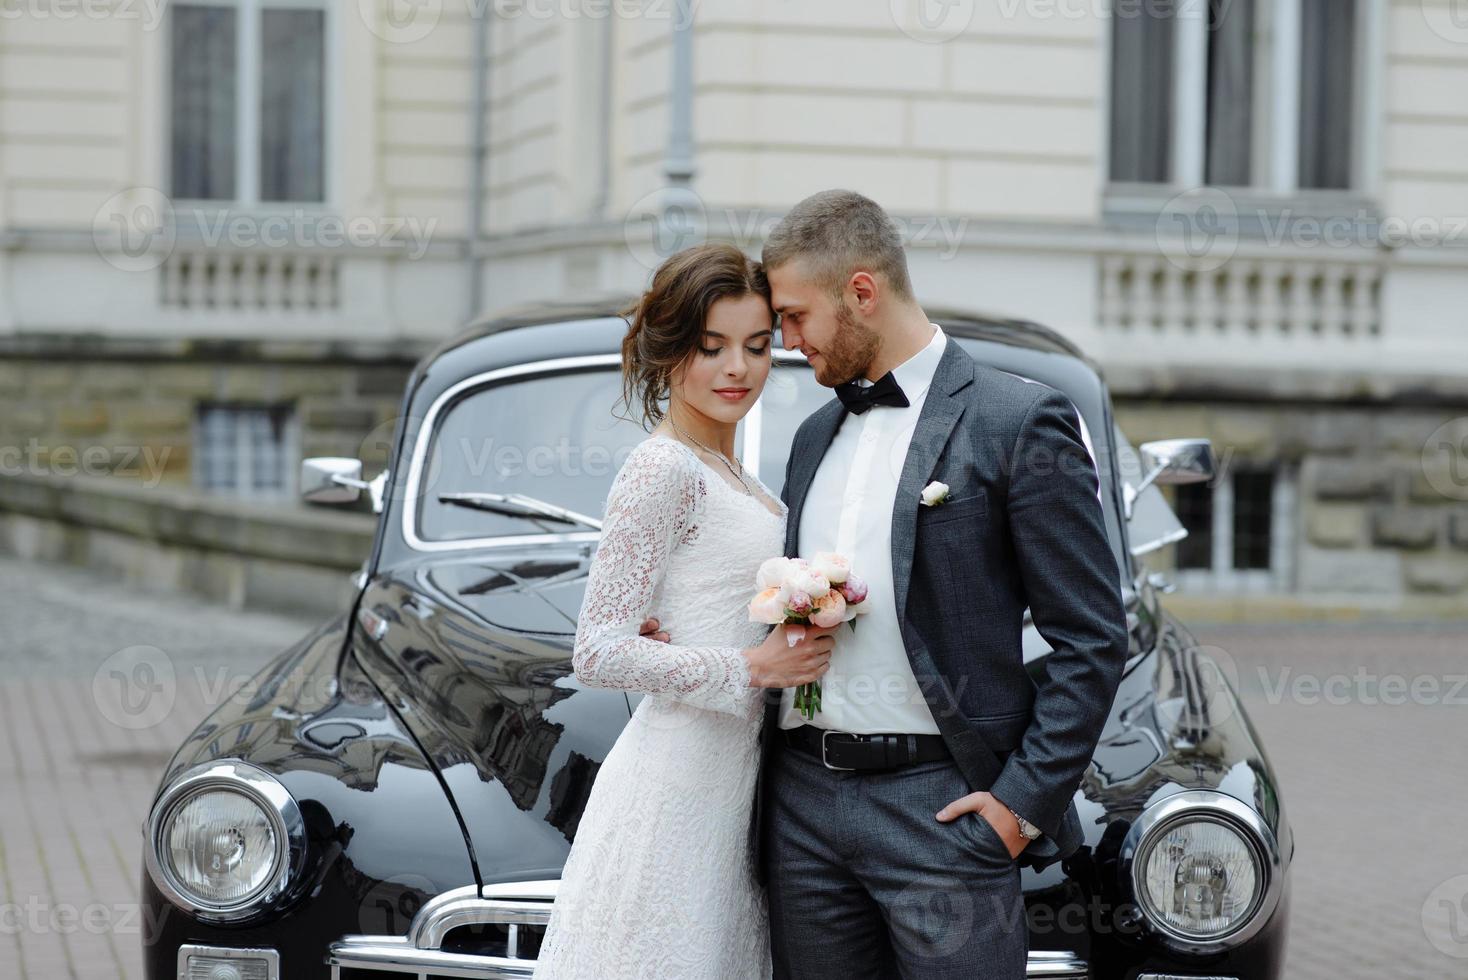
<box><xmin>764</xmin><ymin>743</ymin><xmax>1028</xmax><ymax>980</ymax></box>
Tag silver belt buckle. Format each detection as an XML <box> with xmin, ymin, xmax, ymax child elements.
<box><xmin>820</xmin><ymin>729</ymin><xmax>858</xmax><ymax>771</ymax></box>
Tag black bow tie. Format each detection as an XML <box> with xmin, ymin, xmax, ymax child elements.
<box><xmin>834</xmin><ymin>372</ymin><xmax>909</xmax><ymax>415</ymax></box>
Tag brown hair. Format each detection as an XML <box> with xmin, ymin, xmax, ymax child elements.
<box><xmin>619</xmin><ymin>242</ymin><xmax>772</xmax><ymax>428</ymax></box>
<box><xmin>761</xmin><ymin>188</ymin><xmax>913</xmax><ymax>302</ymax></box>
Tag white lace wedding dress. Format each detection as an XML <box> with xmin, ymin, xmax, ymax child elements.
<box><xmin>533</xmin><ymin>435</ymin><xmax>786</xmax><ymax>980</ymax></box>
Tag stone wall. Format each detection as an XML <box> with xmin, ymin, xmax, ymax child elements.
<box><xmin>0</xmin><ymin>469</ymin><xmax>376</xmax><ymax>615</ymax></box>
<box><xmin>0</xmin><ymin>336</ymin><xmax>420</xmax><ymax>613</ymax></box>
<box><xmin>0</xmin><ymin>336</ymin><xmax>420</xmax><ymax>490</ymax></box>
<box><xmin>1114</xmin><ymin>398</ymin><xmax>1468</xmax><ymax>620</ymax></box>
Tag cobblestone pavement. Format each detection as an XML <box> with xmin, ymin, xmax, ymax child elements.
<box><xmin>2</xmin><ymin>554</ymin><xmax>1466</xmax><ymax>978</ymax></box>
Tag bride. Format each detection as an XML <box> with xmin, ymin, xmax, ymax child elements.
<box><xmin>533</xmin><ymin>243</ymin><xmax>836</xmax><ymax>979</ymax></box>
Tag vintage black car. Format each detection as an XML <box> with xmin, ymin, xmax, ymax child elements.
<box><xmin>140</xmin><ymin>299</ymin><xmax>1293</xmax><ymax>980</ymax></box>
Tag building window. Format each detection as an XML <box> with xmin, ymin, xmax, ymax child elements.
<box><xmin>1108</xmin><ymin>0</ymin><xmax>1364</xmax><ymax>193</ymax></box>
<box><xmin>169</xmin><ymin>1</ymin><xmax>327</xmax><ymax>204</ymax></box>
<box><xmin>1172</xmin><ymin>462</ymin><xmax>1294</xmax><ymax>592</ymax></box>
<box><xmin>194</xmin><ymin>403</ymin><xmax>297</xmax><ymax>499</ymax></box>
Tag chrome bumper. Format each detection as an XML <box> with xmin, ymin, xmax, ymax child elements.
<box><xmin>330</xmin><ymin>939</ymin><xmax>1088</xmax><ymax>979</ymax></box>
<box><xmin>326</xmin><ymin>880</ymin><xmax>1091</xmax><ymax>978</ymax></box>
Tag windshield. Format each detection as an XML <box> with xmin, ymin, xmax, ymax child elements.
<box><xmin>414</xmin><ymin>353</ymin><xmax>1126</xmax><ymax>552</ymax></box>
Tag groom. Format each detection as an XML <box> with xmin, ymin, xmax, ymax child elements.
<box><xmin>752</xmin><ymin>189</ymin><xmax>1127</xmax><ymax>978</ymax></box>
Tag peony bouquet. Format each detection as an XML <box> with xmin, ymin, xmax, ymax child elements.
<box><xmin>747</xmin><ymin>553</ymin><xmax>870</xmax><ymax>720</ymax></box>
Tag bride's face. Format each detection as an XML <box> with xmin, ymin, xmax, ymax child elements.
<box><xmin>668</xmin><ymin>293</ymin><xmax>774</xmax><ymax>426</ymax></box>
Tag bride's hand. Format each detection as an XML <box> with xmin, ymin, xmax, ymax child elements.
<box><xmin>743</xmin><ymin>625</ymin><xmax>837</xmax><ymax>689</ymax></box>
<box><xmin>639</xmin><ymin>617</ymin><xmax>669</xmax><ymax>643</ymax></box>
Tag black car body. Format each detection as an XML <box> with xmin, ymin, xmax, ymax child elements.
<box><xmin>141</xmin><ymin>301</ymin><xmax>1293</xmax><ymax>980</ymax></box>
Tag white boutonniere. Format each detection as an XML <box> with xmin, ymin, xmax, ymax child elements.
<box><xmin>920</xmin><ymin>481</ymin><xmax>951</xmax><ymax>507</ymax></box>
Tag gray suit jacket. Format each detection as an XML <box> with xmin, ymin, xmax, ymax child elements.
<box><xmin>755</xmin><ymin>337</ymin><xmax>1129</xmax><ymax>873</ymax></box>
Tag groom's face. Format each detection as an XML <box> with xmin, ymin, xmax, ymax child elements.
<box><xmin>770</xmin><ymin>260</ymin><xmax>878</xmax><ymax>388</ymax></box>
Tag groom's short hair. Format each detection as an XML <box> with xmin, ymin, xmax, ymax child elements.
<box><xmin>762</xmin><ymin>189</ymin><xmax>914</xmax><ymax>302</ymax></box>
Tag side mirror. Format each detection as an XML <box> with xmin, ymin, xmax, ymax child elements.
<box><xmin>1124</xmin><ymin>438</ymin><xmax>1214</xmax><ymax>519</ymax></box>
<box><xmin>302</xmin><ymin>457</ymin><xmax>368</xmax><ymax>505</ymax></box>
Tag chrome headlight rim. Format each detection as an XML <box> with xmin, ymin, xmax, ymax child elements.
<box><xmin>143</xmin><ymin>760</ymin><xmax>305</xmax><ymax>923</ymax></box>
<box><xmin>1120</xmin><ymin>790</ymin><xmax>1283</xmax><ymax>955</ymax></box>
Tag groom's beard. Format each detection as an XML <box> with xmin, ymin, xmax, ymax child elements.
<box><xmin>817</xmin><ymin>300</ymin><xmax>880</xmax><ymax>388</ymax></box>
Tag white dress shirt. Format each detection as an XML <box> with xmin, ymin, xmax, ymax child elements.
<box><xmin>779</xmin><ymin>323</ymin><xmax>948</xmax><ymax>734</ymax></box>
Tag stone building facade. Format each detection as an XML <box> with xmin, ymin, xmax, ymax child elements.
<box><xmin>2</xmin><ymin>0</ymin><xmax>1467</xmax><ymax>616</ymax></box>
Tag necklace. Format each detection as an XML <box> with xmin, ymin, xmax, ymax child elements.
<box><xmin>667</xmin><ymin>417</ymin><xmax>758</xmax><ymax>497</ymax></box>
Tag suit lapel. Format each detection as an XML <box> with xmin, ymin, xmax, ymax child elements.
<box><xmin>783</xmin><ymin>398</ymin><xmax>846</xmax><ymax>557</ymax></box>
<box><xmin>890</xmin><ymin>339</ymin><xmax>975</xmax><ymax>620</ymax></box>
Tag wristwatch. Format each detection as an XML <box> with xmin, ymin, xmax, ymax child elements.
<box><xmin>1008</xmin><ymin>808</ymin><xmax>1042</xmax><ymax>841</ymax></box>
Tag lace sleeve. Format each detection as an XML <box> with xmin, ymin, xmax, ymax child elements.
<box><xmin>572</xmin><ymin>439</ymin><xmax>760</xmax><ymax>717</ymax></box>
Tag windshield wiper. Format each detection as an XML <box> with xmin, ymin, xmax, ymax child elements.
<box><xmin>437</xmin><ymin>492</ymin><xmax>603</xmax><ymax>531</ymax></box>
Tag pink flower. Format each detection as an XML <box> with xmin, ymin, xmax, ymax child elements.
<box><xmin>809</xmin><ymin>589</ymin><xmax>847</xmax><ymax>628</ymax></box>
<box><xmin>785</xmin><ymin>591</ymin><xmax>813</xmax><ymax>617</ymax></box>
<box><xmin>748</xmin><ymin>586</ymin><xmax>790</xmax><ymax>625</ymax></box>
<box><xmin>838</xmin><ymin>573</ymin><xmax>868</xmax><ymax>606</ymax></box>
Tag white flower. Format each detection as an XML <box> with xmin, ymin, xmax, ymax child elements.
<box><xmin>787</xmin><ymin>566</ymin><xmax>830</xmax><ymax>598</ymax></box>
<box><xmin>920</xmin><ymin>480</ymin><xmax>951</xmax><ymax>507</ymax></box>
<box><xmin>808</xmin><ymin>552</ymin><xmax>850</xmax><ymax>585</ymax></box>
<box><xmin>756</xmin><ymin>556</ymin><xmax>796</xmax><ymax>590</ymax></box>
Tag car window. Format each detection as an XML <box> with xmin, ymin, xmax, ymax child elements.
<box><xmin>418</xmin><ymin>368</ymin><xmax>650</xmax><ymax>541</ymax></box>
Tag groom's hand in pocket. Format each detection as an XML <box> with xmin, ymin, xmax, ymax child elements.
<box><xmin>935</xmin><ymin>790</ymin><xmax>1030</xmax><ymax>860</ymax></box>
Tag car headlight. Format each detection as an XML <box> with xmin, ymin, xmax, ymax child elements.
<box><xmin>1122</xmin><ymin>791</ymin><xmax>1284</xmax><ymax>954</ymax></box>
<box><xmin>144</xmin><ymin>760</ymin><xmax>305</xmax><ymax>922</ymax></box>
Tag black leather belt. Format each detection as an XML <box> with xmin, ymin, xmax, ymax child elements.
<box><xmin>782</xmin><ymin>725</ymin><xmax>951</xmax><ymax>772</ymax></box>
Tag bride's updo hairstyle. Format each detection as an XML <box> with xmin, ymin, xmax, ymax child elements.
<box><xmin>619</xmin><ymin>242</ymin><xmax>772</xmax><ymax>429</ymax></box>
